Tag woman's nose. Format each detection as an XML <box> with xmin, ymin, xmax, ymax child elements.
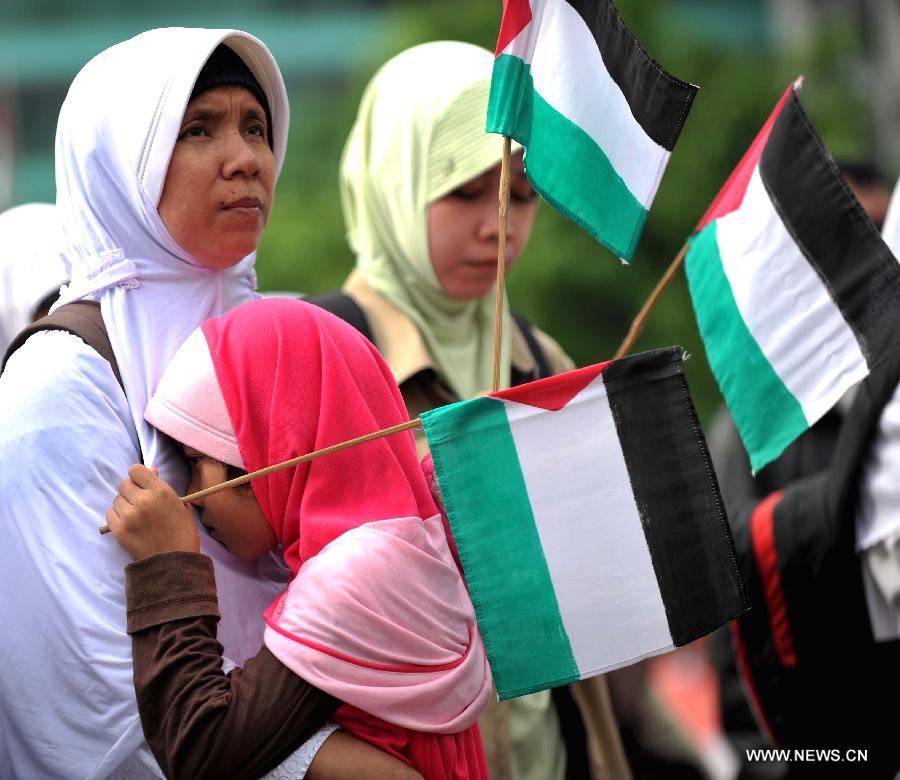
<box><xmin>222</xmin><ymin>133</ymin><xmax>260</xmax><ymax>179</ymax></box>
<box><xmin>476</xmin><ymin>204</ymin><xmax>510</xmax><ymax>243</ymax></box>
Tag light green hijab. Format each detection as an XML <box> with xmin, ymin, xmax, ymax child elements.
<box><xmin>340</xmin><ymin>41</ymin><xmax>513</xmax><ymax>399</ymax></box>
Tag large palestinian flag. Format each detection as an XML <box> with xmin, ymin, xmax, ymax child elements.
<box><xmin>486</xmin><ymin>0</ymin><xmax>698</xmax><ymax>261</ymax></box>
<box><xmin>421</xmin><ymin>348</ymin><xmax>747</xmax><ymax>700</ymax></box>
<box><xmin>686</xmin><ymin>81</ymin><xmax>900</xmax><ymax>473</ymax></box>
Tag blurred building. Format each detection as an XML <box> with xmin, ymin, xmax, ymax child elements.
<box><xmin>1</xmin><ymin>0</ymin><xmax>896</xmax><ymax>212</ymax></box>
<box><xmin>769</xmin><ymin>0</ymin><xmax>900</xmax><ymax>173</ymax></box>
<box><xmin>0</xmin><ymin>0</ymin><xmax>389</xmax><ymax>209</ymax></box>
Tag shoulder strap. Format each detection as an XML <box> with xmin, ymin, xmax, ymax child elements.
<box><xmin>1</xmin><ymin>301</ymin><xmax>124</xmax><ymax>392</ymax></box>
<box><xmin>510</xmin><ymin>310</ymin><xmax>551</xmax><ymax>386</ymax></box>
<box><xmin>308</xmin><ymin>295</ymin><xmax>550</xmax><ymax>387</ymax></box>
<box><xmin>306</xmin><ymin>290</ymin><xmax>373</xmax><ymax>344</ymax></box>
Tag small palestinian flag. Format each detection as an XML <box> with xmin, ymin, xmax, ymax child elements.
<box><xmin>421</xmin><ymin>348</ymin><xmax>747</xmax><ymax>700</ymax></box>
<box><xmin>486</xmin><ymin>0</ymin><xmax>697</xmax><ymax>261</ymax></box>
<box><xmin>686</xmin><ymin>80</ymin><xmax>900</xmax><ymax>473</ymax></box>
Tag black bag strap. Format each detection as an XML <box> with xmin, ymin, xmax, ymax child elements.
<box><xmin>305</xmin><ymin>291</ymin><xmax>373</xmax><ymax>343</ymax></box>
<box><xmin>2</xmin><ymin>301</ymin><xmax>124</xmax><ymax>392</ymax></box>
<box><xmin>510</xmin><ymin>310</ymin><xmax>551</xmax><ymax>386</ymax></box>
<box><xmin>307</xmin><ymin>291</ymin><xmax>551</xmax><ymax>387</ymax></box>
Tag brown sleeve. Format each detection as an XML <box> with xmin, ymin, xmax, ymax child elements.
<box><xmin>126</xmin><ymin>551</ymin><xmax>339</xmax><ymax>780</ymax></box>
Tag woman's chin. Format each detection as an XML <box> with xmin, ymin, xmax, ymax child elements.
<box><xmin>195</xmin><ymin>243</ymin><xmax>259</xmax><ymax>270</ymax></box>
<box><xmin>444</xmin><ymin>281</ymin><xmax>497</xmax><ymax>301</ymax></box>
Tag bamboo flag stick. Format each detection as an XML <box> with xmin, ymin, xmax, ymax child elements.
<box><xmin>614</xmin><ymin>242</ymin><xmax>688</xmax><ymax>359</ymax></box>
<box><xmin>99</xmin><ymin>417</ymin><xmax>423</xmax><ymax>535</ymax></box>
<box><xmin>491</xmin><ymin>136</ymin><xmax>512</xmax><ymax>393</ymax></box>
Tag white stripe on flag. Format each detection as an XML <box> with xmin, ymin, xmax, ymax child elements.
<box><xmin>501</xmin><ymin>0</ymin><xmax>670</xmax><ymax>207</ymax></box>
<box><xmin>716</xmin><ymin>167</ymin><xmax>868</xmax><ymax>424</ymax></box>
<box><xmin>501</xmin><ymin>373</ymin><xmax>673</xmax><ymax>674</ymax></box>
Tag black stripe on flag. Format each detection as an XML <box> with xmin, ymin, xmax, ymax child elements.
<box><xmin>565</xmin><ymin>0</ymin><xmax>698</xmax><ymax>151</ymax></box>
<box><xmin>603</xmin><ymin>347</ymin><xmax>748</xmax><ymax>646</ymax></box>
<box><xmin>759</xmin><ymin>92</ymin><xmax>900</xmax><ymax>369</ymax></box>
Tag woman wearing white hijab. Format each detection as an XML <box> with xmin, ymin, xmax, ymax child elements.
<box><xmin>0</xmin><ymin>29</ymin><xmax>410</xmax><ymax>780</ymax></box>
<box><xmin>0</xmin><ymin>202</ymin><xmax>68</xmax><ymax>353</ymax></box>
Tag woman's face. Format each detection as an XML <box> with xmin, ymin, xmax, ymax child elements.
<box><xmin>158</xmin><ymin>85</ymin><xmax>275</xmax><ymax>270</ymax></box>
<box><xmin>183</xmin><ymin>446</ymin><xmax>274</xmax><ymax>560</ymax></box>
<box><xmin>427</xmin><ymin>152</ymin><xmax>537</xmax><ymax>301</ymax></box>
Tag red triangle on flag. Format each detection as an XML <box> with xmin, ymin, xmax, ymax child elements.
<box><xmin>495</xmin><ymin>0</ymin><xmax>533</xmax><ymax>57</ymax></box>
<box><xmin>694</xmin><ymin>80</ymin><xmax>799</xmax><ymax>233</ymax></box>
<box><xmin>490</xmin><ymin>362</ymin><xmax>608</xmax><ymax>411</ymax></box>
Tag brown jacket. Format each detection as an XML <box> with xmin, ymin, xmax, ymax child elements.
<box><xmin>344</xmin><ymin>274</ymin><xmax>632</xmax><ymax>780</ymax></box>
<box><xmin>125</xmin><ymin>551</ymin><xmax>339</xmax><ymax>779</ymax></box>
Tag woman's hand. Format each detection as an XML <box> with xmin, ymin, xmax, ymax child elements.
<box><xmin>106</xmin><ymin>464</ymin><xmax>199</xmax><ymax>560</ymax></box>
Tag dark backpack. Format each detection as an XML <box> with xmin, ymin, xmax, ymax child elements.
<box><xmin>2</xmin><ymin>301</ymin><xmax>123</xmax><ymax>391</ymax></box>
<box><xmin>306</xmin><ymin>291</ymin><xmax>551</xmax><ymax>386</ymax></box>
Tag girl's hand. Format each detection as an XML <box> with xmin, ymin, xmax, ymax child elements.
<box><xmin>106</xmin><ymin>464</ymin><xmax>199</xmax><ymax>560</ymax></box>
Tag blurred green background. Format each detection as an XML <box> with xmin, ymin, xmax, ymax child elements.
<box><xmin>2</xmin><ymin>0</ymin><xmax>897</xmax><ymax>424</ymax></box>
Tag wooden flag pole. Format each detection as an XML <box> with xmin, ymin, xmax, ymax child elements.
<box><xmin>614</xmin><ymin>242</ymin><xmax>688</xmax><ymax>359</ymax></box>
<box><xmin>491</xmin><ymin>135</ymin><xmax>512</xmax><ymax>393</ymax></box>
<box><xmin>99</xmin><ymin>417</ymin><xmax>423</xmax><ymax>535</ymax></box>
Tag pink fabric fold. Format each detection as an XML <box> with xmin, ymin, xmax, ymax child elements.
<box><xmin>263</xmin><ymin>515</ymin><xmax>491</xmax><ymax>732</ymax></box>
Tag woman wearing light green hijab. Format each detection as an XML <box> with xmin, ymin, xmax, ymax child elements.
<box><xmin>316</xmin><ymin>40</ymin><xmax>633</xmax><ymax>780</ymax></box>
<box><xmin>337</xmin><ymin>40</ymin><xmax>569</xmax><ymax>426</ymax></box>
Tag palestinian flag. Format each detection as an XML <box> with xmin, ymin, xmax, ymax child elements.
<box><xmin>421</xmin><ymin>348</ymin><xmax>747</xmax><ymax>700</ymax></box>
<box><xmin>685</xmin><ymin>80</ymin><xmax>900</xmax><ymax>473</ymax></box>
<box><xmin>486</xmin><ymin>0</ymin><xmax>698</xmax><ymax>261</ymax></box>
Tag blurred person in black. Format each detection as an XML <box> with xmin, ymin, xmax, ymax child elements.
<box><xmin>707</xmin><ymin>161</ymin><xmax>893</xmax><ymax>779</ymax></box>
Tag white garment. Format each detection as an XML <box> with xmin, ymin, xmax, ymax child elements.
<box><xmin>259</xmin><ymin>724</ymin><xmax>340</xmax><ymax>780</ymax></box>
<box><xmin>856</xmin><ymin>378</ymin><xmax>900</xmax><ymax>551</ymax></box>
<box><xmin>0</xmin><ymin>203</ymin><xmax>68</xmax><ymax>354</ymax></box>
<box><xmin>851</xmin><ymin>193</ymin><xmax>900</xmax><ymax>639</ymax></box>
<box><xmin>856</xmin><ymin>374</ymin><xmax>900</xmax><ymax>640</ymax></box>
<box><xmin>0</xmin><ymin>27</ymin><xmax>290</xmax><ymax>779</ymax></box>
<box><xmin>881</xmin><ymin>176</ymin><xmax>900</xmax><ymax>260</ymax></box>
<box><xmin>0</xmin><ymin>332</ymin><xmax>289</xmax><ymax>778</ymax></box>
<box><xmin>861</xmin><ymin>531</ymin><xmax>900</xmax><ymax>642</ymax></box>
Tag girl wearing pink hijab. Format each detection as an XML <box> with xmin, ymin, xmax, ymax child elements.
<box><xmin>107</xmin><ymin>297</ymin><xmax>491</xmax><ymax>779</ymax></box>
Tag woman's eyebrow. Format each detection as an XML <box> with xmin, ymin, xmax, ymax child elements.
<box><xmin>181</xmin><ymin>107</ymin><xmax>224</xmax><ymax>123</ymax></box>
<box><xmin>243</xmin><ymin>105</ymin><xmax>266</xmax><ymax>123</ymax></box>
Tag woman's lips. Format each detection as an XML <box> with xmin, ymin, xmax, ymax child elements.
<box><xmin>223</xmin><ymin>196</ymin><xmax>262</xmax><ymax>210</ymax></box>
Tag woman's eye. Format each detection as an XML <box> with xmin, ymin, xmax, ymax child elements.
<box><xmin>510</xmin><ymin>175</ymin><xmax>536</xmax><ymax>203</ymax></box>
<box><xmin>245</xmin><ymin>123</ymin><xmax>266</xmax><ymax>138</ymax></box>
<box><xmin>449</xmin><ymin>185</ymin><xmax>483</xmax><ymax>201</ymax></box>
<box><xmin>180</xmin><ymin>125</ymin><xmax>206</xmax><ymax>139</ymax></box>
<box><xmin>511</xmin><ymin>187</ymin><xmax>537</xmax><ymax>204</ymax></box>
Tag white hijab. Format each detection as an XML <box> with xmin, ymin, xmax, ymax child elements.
<box><xmin>53</xmin><ymin>27</ymin><xmax>289</xmax><ymax>471</ymax></box>
<box><xmin>0</xmin><ymin>203</ymin><xmax>68</xmax><ymax>354</ymax></box>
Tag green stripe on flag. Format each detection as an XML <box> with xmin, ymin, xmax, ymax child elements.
<box><xmin>686</xmin><ymin>222</ymin><xmax>808</xmax><ymax>472</ymax></box>
<box><xmin>488</xmin><ymin>54</ymin><xmax>649</xmax><ymax>260</ymax></box>
<box><xmin>421</xmin><ymin>396</ymin><xmax>580</xmax><ymax>698</ymax></box>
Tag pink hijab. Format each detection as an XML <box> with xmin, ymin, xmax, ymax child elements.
<box><xmin>202</xmin><ymin>297</ymin><xmax>435</xmax><ymax>568</ymax></box>
<box><xmin>194</xmin><ymin>299</ymin><xmax>490</xmax><ymax>772</ymax></box>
